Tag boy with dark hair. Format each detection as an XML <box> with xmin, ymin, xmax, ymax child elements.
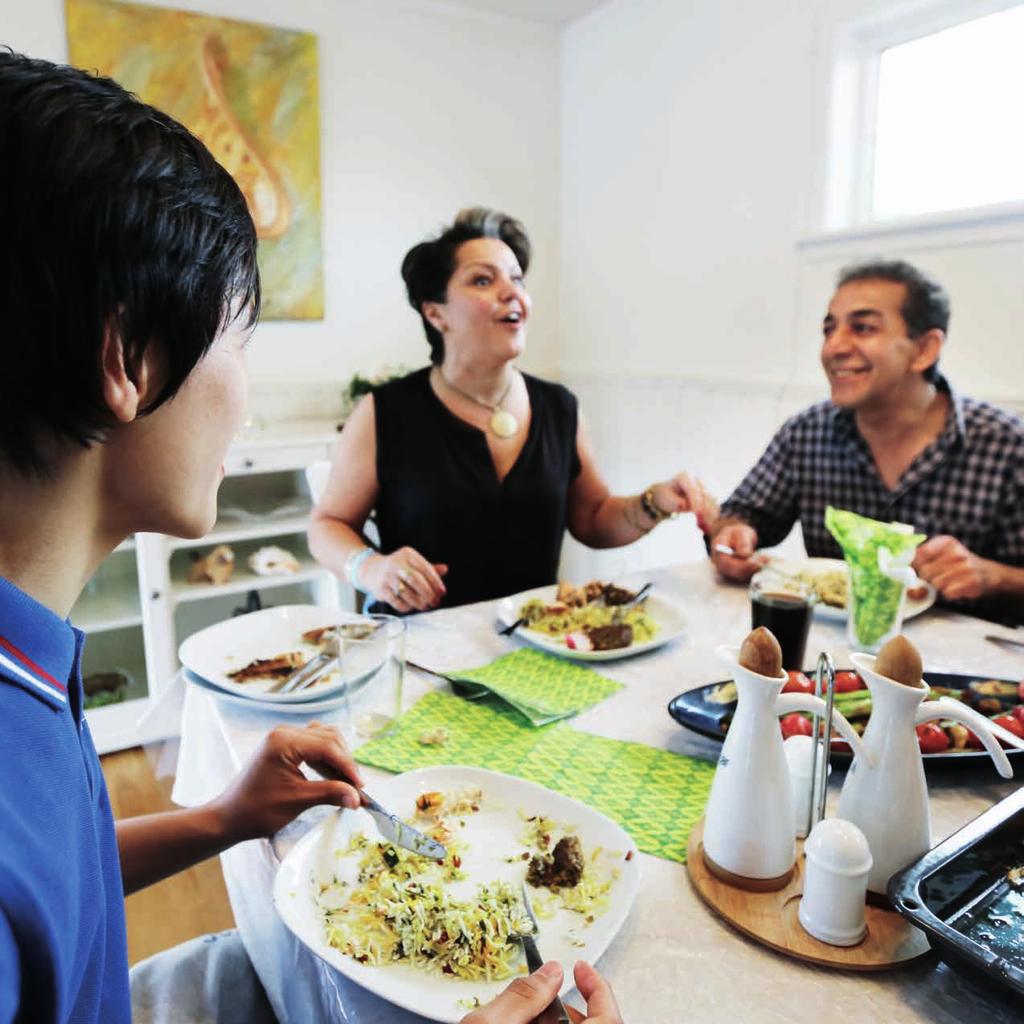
<box><xmin>0</xmin><ymin>50</ymin><xmax>366</xmax><ymax>1024</ymax></box>
<box><xmin>0</xmin><ymin>51</ymin><xmax>624</xmax><ymax>1024</ymax></box>
<box><xmin>710</xmin><ymin>259</ymin><xmax>1024</xmax><ymax>623</ymax></box>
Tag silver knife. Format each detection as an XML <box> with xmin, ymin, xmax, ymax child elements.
<box><xmin>361</xmin><ymin>790</ymin><xmax>448</xmax><ymax>860</ymax></box>
<box><xmin>985</xmin><ymin>633</ymin><xmax>1024</xmax><ymax>650</ymax></box>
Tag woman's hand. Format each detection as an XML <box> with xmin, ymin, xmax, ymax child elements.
<box><xmin>210</xmin><ymin>722</ymin><xmax>364</xmax><ymax>844</ymax></box>
<box><xmin>360</xmin><ymin>546</ymin><xmax>448</xmax><ymax>612</ymax></box>
<box><xmin>460</xmin><ymin>961</ymin><xmax>623</xmax><ymax>1024</ymax></box>
<box><xmin>650</xmin><ymin>472</ymin><xmax>719</xmax><ymax>534</ymax></box>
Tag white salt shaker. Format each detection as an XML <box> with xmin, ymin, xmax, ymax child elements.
<box><xmin>783</xmin><ymin>735</ymin><xmax>830</xmax><ymax>839</ymax></box>
<box><xmin>798</xmin><ymin>817</ymin><xmax>872</xmax><ymax>946</ymax></box>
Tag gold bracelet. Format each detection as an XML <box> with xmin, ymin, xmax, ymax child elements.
<box><xmin>641</xmin><ymin>485</ymin><xmax>675</xmax><ymax>525</ymax></box>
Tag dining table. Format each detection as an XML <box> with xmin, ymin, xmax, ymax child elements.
<box><xmin>164</xmin><ymin>560</ymin><xmax>1024</xmax><ymax>1024</ymax></box>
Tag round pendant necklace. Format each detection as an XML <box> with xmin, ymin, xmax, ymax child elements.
<box><xmin>438</xmin><ymin>368</ymin><xmax>520</xmax><ymax>438</ymax></box>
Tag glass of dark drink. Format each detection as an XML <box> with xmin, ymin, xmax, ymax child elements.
<box><xmin>749</xmin><ymin>571</ymin><xmax>815</xmax><ymax>671</ymax></box>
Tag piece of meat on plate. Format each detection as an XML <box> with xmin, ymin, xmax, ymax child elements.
<box><xmin>301</xmin><ymin>625</ymin><xmax>338</xmax><ymax>647</ymax></box>
<box><xmin>227</xmin><ymin>651</ymin><xmax>306</xmax><ymax>682</ymax></box>
<box><xmin>586</xmin><ymin>624</ymin><xmax>634</xmax><ymax>650</ymax></box>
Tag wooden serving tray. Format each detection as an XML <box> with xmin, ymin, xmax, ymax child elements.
<box><xmin>687</xmin><ymin>818</ymin><xmax>931</xmax><ymax>970</ymax></box>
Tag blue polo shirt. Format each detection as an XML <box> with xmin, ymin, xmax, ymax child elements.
<box><xmin>0</xmin><ymin>575</ymin><xmax>130</xmax><ymax>1023</ymax></box>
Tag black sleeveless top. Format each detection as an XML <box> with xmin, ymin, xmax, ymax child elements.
<box><xmin>372</xmin><ymin>367</ymin><xmax>581</xmax><ymax>610</ymax></box>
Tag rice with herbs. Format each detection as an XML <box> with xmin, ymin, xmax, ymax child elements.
<box><xmin>317</xmin><ymin>834</ymin><xmax>531</xmax><ymax>981</ymax></box>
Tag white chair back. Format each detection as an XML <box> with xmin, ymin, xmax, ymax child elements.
<box><xmin>305</xmin><ymin>460</ymin><xmax>332</xmax><ymax>505</ymax></box>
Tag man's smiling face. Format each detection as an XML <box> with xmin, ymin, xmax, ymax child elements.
<box><xmin>820</xmin><ymin>278</ymin><xmax>934</xmax><ymax>410</ymax></box>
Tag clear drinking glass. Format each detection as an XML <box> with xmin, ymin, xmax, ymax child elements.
<box><xmin>749</xmin><ymin>570</ymin><xmax>815</xmax><ymax>672</ymax></box>
<box><xmin>334</xmin><ymin>614</ymin><xmax>406</xmax><ymax>740</ymax></box>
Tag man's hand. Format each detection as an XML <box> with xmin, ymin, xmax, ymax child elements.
<box><xmin>210</xmin><ymin>722</ymin><xmax>364</xmax><ymax>844</ymax></box>
<box><xmin>566</xmin><ymin>960</ymin><xmax>624</xmax><ymax>1023</ymax></box>
<box><xmin>460</xmin><ymin>962</ymin><xmax>564</xmax><ymax>1023</ymax></box>
<box><xmin>461</xmin><ymin>961</ymin><xmax>624</xmax><ymax>1024</ymax></box>
<box><xmin>650</xmin><ymin>472</ymin><xmax>719</xmax><ymax>534</ymax></box>
<box><xmin>709</xmin><ymin>520</ymin><xmax>765</xmax><ymax>583</ymax></box>
<box><xmin>913</xmin><ymin>535</ymin><xmax>997</xmax><ymax>601</ymax></box>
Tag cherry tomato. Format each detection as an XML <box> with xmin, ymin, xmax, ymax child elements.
<box><xmin>833</xmin><ymin>671</ymin><xmax>865</xmax><ymax>694</ymax></box>
<box><xmin>916</xmin><ymin>722</ymin><xmax>950</xmax><ymax>754</ymax></box>
<box><xmin>993</xmin><ymin>715</ymin><xmax>1024</xmax><ymax>742</ymax></box>
<box><xmin>782</xmin><ymin>671</ymin><xmax>814</xmax><ymax>695</ymax></box>
<box><xmin>1012</xmin><ymin>705</ymin><xmax>1024</xmax><ymax>726</ymax></box>
<box><xmin>964</xmin><ymin>729</ymin><xmax>984</xmax><ymax>750</ymax></box>
<box><xmin>780</xmin><ymin>713</ymin><xmax>813</xmax><ymax>740</ymax></box>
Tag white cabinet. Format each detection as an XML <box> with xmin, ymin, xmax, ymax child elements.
<box><xmin>81</xmin><ymin>426</ymin><xmax>347</xmax><ymax>754</ymax></box>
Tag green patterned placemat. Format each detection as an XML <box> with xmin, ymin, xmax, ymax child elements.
<box><xmin>356</xmin><ymin>691</ymin><xmax>715</xmax><ymax>864</ymax></box>
<box><xmin>446</xmin><ymin>648</ymin><xmax>624</xmax><ymax>727</ymax></box>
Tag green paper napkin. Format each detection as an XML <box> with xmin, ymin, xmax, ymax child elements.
<box><xmin>445</xmin><ymin>648</ymin><xmax>624</xmax><ymax>727</ymax></box>
<box><xmin>356</xmin><ymin>691</ymin><xmax>715</xmax><ymax>864</ymax></box>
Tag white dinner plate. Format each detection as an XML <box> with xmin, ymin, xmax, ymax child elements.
<box><xmin>495</xmin><ymin>584</ymin><xmax>686</xmax><ymax>661</ymax></box>
<box><xmin>772</xmin><ymin>557</ymin><xmax>937</xmax><ymax>622</ymax></box>
<box><xmin>182</xmin><ymin>669</ymin><xmax>352</xmax><ymax>715</ymax></box>
<box><xmin>273</xmin><ymin>765</ymin><xmax>640</xmax><ymax>1023</ymax></box>
<box><xmin>178</xmin><ymin>605</ymin><xmax>385</xmax><ymax>704</ymax></box>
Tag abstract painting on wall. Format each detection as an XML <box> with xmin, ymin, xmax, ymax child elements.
<box><xmin>66</xmin><ymin>0</ymin><xmax>324</xmax><ymax>320</ymax></box>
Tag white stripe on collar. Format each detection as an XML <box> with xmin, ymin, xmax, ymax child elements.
<box><xmin>0</xmin><ymin>648</ymin><xmax>68</xmax><ymax>704</ymax></box>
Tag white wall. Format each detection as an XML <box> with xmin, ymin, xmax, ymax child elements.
<box><xmin>558</xmin><ymin>0</ymin><xmax>1024</xmax><ymax>577</ymax></box>
<box><xmin>6</xmin><ymin>0</ymin><xmax>1021</xmax><ymax>576</ymax></box>
<box><xmin>1</xmin><ymin>0</ymin><xmax>563</xmax><ymax>410</ymax></box>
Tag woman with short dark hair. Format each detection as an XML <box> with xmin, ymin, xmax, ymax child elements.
<box><xmin>309</xmin><ymin>207</ymin><xmax>717</xmax><ymax>612</ymax></box>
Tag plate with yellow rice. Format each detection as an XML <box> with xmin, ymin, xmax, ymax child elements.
<box><xmin>273</xmin><ymin>765</ymin><xmax>639</xmax><ymax>1022</ymax></box>
<box><xmin>496</xmin><ymin>581</ymin><xmax>687</xmax><ymax>661</ymax></box>
<box><xmin>773</xmin><ymin>557</ymin><xmax>936</xmax><ymax>622</ymax></box>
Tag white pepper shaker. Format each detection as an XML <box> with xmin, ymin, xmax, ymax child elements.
<box><xmin>783</xmin><ymin>735</ymin><xmax>830</xmax><ymax>839</ymax></box>
<box><xmin>798</xmin><ymin>818</ymin><xmax>872</xmax><ymax>946</ymax></box>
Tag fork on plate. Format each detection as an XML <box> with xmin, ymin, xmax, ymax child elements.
<box><xmin>268</xmin><ymin>635</ymin><xmax>340</xmax><ymax>694</ymax></box>
<box><xmin>510</xmin><ymin>882</ymin><xmax>571</xmax><ymax>1024</ymax></box>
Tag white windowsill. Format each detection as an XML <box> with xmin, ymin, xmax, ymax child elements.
<box><xmin>799</xmin><ymin>199</ymin><xmax>1024</xmax><ymax>253</ymax></box>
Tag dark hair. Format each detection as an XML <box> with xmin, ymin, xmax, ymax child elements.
<box><xmin>0</xmin><ymin>49</ymin><xmax>260</xmax><ymax>477</ymax></box>
<box><xmin>836</xmin><ymin>259</ymin><xmax>949</xmax><ymax>382</ymax></box>
<box><xmin>400</xmin><ymin>207</ymin><xmax>530</xmax><ymax>364</ymax></box>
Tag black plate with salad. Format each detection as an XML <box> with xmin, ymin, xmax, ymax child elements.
<box><xmin>668</xmin><ymin>669</ymin><xmax>1024</xmax><ymax>767</ymax></box>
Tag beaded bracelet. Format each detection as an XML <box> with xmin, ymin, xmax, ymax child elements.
<box><xmin>345</xmin><ymin>547</ymin><xmax>377</xmax><ymax>594</ymax></box>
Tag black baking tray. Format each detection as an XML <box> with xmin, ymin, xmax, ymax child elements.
<box><xmin>889</xmin><ymin>786</ymin><xmax>1024</xmax><ymax>1000</ymax></box>
<box><xmin>667</xmin><ymin>671</ymin><xmax>1024</xmax><ymax>768</ymax></box>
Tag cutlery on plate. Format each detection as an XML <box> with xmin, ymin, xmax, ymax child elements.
<box><xmin>498</xmin><ymin>615</ymin><xmax>527</xmax><ymax>637</ymax></box>
<box><xmin>359</xmin><ymin>790</ymin><xmax>448</xmax><ymax>860</ymax></box>
<box><xmin>270</xmin><ymin>648</ymin><xmax>339</xmax><ymax>694</ymax></box>
<box><xmin>270</xmin><ymin>624</ymin><xmax>388</xmax><ymax>695</ymax></box>
<box><xmin>511</xmin><ymin>883</ymin><xmax>571</xmax><ymax>1024</ymax></box>
<box><xmin>622</xmin><ymin>581</ymin><xmax>653</xmax><ymax>606</ymax></box>
<box><xmin>985</xmin><ymin>633</ymin><xmax>1024</xmax><ymax>651</ymax></box>
<box><xmin>308</xmin><ymin>762</ymin><xmax>448</xmax><ymax>861</ymax></box>
<box><xmin>500</xmin><ymin>580</ymin><xmax>652</xmax><ymax>637</ymax></box>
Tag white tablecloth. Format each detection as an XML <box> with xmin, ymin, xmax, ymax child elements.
<box><xmin>167</xmin><ymin>562</ymin><xmax>1024</xmax><ymax>1023</ymax></box>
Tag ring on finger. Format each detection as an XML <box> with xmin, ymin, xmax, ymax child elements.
<box><xmin>398</xmin><ymin>567</ymin><xmax>413</xmax><ymax>584</ymax></box>
<box><xmin>394</xmin><ymin>577</ymin><xmax>408</xmax><ymax>595</ymax></box>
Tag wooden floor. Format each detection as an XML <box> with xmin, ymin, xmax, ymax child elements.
<box><xmin>101</xmin><ymin>741</ymin><xmax>236</xmax><ymax>965</ymax></box>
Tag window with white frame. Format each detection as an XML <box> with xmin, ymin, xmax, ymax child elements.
<box><xmin>825</xmin><ymin>1</ymin><xmax>1024</xmax><ymax>229</ymax></box>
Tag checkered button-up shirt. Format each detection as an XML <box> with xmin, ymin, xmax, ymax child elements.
<box><xmin>719</xmin><ymin>377</ymin><xmax>1024</xmax><ymax>622</ymax></box>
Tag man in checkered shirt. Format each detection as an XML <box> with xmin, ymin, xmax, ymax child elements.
<box><xmin>709</xmin><ymin>260</ymin><xmax>1024</xmax><ymax>624</ymax></box>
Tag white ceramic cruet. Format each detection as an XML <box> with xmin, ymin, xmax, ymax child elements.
<box><xmin>836</xmin><ymin>651</ymin><xmax>1023</xmax><ymax>896</ymax></box>
<box><xmin>701</xmin><ymin>645</ymin><xmax>867</xmax><ymax>890</ymax></box>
